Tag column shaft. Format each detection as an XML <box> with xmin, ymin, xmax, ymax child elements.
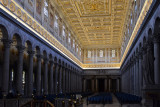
<box><xmin>138</xmin><ymin>52</ymin><xmax>143</xmax><ymax>96</ymax></box>
<box><xmin>136</xmin><ymin>58</ymin><xmax>139</xmax><ymax>95</ymax></box>
<box><xmin>2</xmin><ymin>39</ymin><xmax>12</xmax><ymax>95</ymax></box>
<box><xmin>54</xmin><ymin>64</ymin><xmax>59</xmax><ymax>94</ymax></box>
<box><xmin>36</xmin><ymin>54</ymin><xmax>42</xmax><ymax>95</ymax></box>
<box><xmin>62</xmin><ymin>67</ymin><xmax>65</xmax><ymax>93</ymax></box>
<box><xmin>43</xmin><ymin>58</ymin><xmax>48</xmax><ymax>95</ymax></box>
<box><xmin>27</xmin><ymin>51</ymin><xmax>34</xmax><ymax>97</ymax></box>
<box><xmin>58</xmin><ymin>66</ymin><xmax>62</xmax><ymax>93</ymax></box>
<box><xmin>49</xmin><ymin>61</ymin><xmax>54</xmax><ymax>94</ymax></box>
<box><xmin>16</xmin><ymin>45</ymin><xmax>25</xmax><ymax>95</ymax></box>
<box><xmin>153</xmin><ymin>35</ymin><xmax>160</xmax><ymax>84</ymax></box>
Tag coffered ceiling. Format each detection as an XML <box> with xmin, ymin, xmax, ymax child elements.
<box><xmin>53</xmin><ymin>0</ymin><xmax>129</xmax><ymax>48</ymax></box>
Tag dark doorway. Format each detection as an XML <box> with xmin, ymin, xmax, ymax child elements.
<box><xmin>111</xmin><ymin>79</ymin><xmax>117</xmax><ymax>92</ymax></box>
<box><xmin>98</xmin><ymin>79</ymin><xmax>104</xmax><ymax>92</ymax></box>
<box><xmin>86</xmin><ymin>79</ymin><xmax>92</xmax><ymax>92</ymax></box>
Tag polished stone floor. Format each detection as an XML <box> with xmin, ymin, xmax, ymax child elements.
<box><xmin>83</xmin><ymin>94</ymin><xmax>142</xmax><ymax>107</ymax></box>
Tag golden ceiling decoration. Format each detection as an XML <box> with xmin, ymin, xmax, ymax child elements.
<box><xmin>53</xmin><ymin>0</ymin><xmax>129</xmax><ymax>48</ymax></box>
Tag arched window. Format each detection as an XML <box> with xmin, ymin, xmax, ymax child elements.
<box><xmin>54</xmin><ymin>15</ymin><xmax>58</xmax><ymax>27</ymax></box>
<box><xmin>80</xmin><ymin>48</ymin><xmax>81</xmax><ymax>56</ymax></box>
<box><xmin>77</xmin><ymin>45</ymin><xmax>79</xmax><ymax>53</ymax></box>
<box><xmin>11</xmin><ymin>70</ymin><xmax>14</xmax><ymax>81</ymax></box>
<box><xmin>68</xmin><ymin>33</ymin><xmax>71</xmax><ymax>43</ymax></box>
<box><xmin>62</xmin><ymin>26</ymin><xmax>65</xmax><ymax>37</ymax></box>
<box><xmin>99</xmin><ymin>50</ymin><xmax>103</xmax><ymax>57</ymax></box>
<box><xmin>131</xmin><ymin>13</ymin><xmax>133</xmax><ymax>24</ymax></box>
<box><xmin>44</xmin><ymin>0</ymin><xmax>48</xmax><ymax>17</ymax></box>
<box><xmin>112</xmin><ymin>50</ymin><xmax>115</xmax><ymax>57</ymax></box>
<box><xmin>73</xmin><ymin>39</ymin><xmax>75</xmax><ymax>48</ymax></box>
<box><xmin>88</xmin><ymin>50</ymin><xmax>91</xmax><ymax>58</ymax></box>
<box><xmin>135</xmin><ymin>0</ymin><xmax>137</xmax><ymax>12</ymax></box>
<box><xmin>54</xmin><ymin>15</ymin><xmax>59</xmax><ymax>35</ymax></box>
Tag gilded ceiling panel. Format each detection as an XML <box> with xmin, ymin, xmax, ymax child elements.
<box><xmin>53</xmin><ymin>0</ymin><xmax>129</xmax><ymax>48</ymax></box>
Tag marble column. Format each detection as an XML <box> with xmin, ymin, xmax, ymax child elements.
<box><xmin>78</xmin><ymin>75</ymin><xmax>79</xmax><ymax>91</ymax></box>
<box><xmin>92</xmin><ymin>79</ymin><xmax>94</xmax><ymax>92</ymax></box>
<box><xmin>73</xmin><ymin>71</ymin><xmax>75</xmax><ymax>92</ymax></box>
<box><xmin>70</xmin><ymin>71</ymin><xmax>73</xmax><ymax>92</ymax></box>
<box><xmin>54</xmin><ymin>63</ymin><xmax>59</xmax><ymax>94</ymax></box>
<box><xmin>43</xmin><ymin>58</ymin><xmax>48</xmax><ymax>95</ymax></box>
<box><xmin>58</xmin><ymin>65</ymin><xmax>62</xmax><ymax>93</ymax></box>
<box><xmin>80</xmin><ymin>75</ymin><xmax>82</xmax><ymax>92</ymax></box>
<box><xmin>73</xmin><ymin>72</ymin><xmax>75</xmax><ymax>92</ymax></box>
<box><xmin>2</xmin><ymin>39</ymin><xmax>12</xmax><ymax>96</ymax></box>
<box><xmin>68</xmin><ymin>69</ymin><xmax>71</xmax><ymax>93</ymax></box>
<box><xmin>65</xmin><ymin>68</ymin><xmax>68</xmax><ymax>93</ymax></box>
<box><xmin>129</xmin><ymin>62</ymin><xmax>132</xmax><ymax>94</ymax></box>
<box><xmin>117</xmin><ymin>78</ymin><xmax>119</xmax><ymax>92</ymax></box>
<box><xmin>36</xmin><ymin>54</ymin><xmax>42</xmax><ymax>95</ymax></box>
<box><xmin>72</xmin><ymin>71</ymin><xmax>74</xmax><ymax>92</ymax></box>
<box><xmin>109</xmin><ymin>79</ymin><xmax>111</xmax><ymax>92</ymax></box>
<box><xmin>27</xmin><ymin>50</ymin><xmax>34</xmax><ymax>97</ymax></box>
<box><xmin>131</xmin><ymin>59</ymin><xmax>134</xmax><ymax>94</ymax></box>
<box><xmin>105</xmin><ymin>78</ymin><xmax>107</xmax><ymax>92</ymax></box>
<box><xmin>16</xmin><ymin>45</ymin><xmax>25</xmax><ymax>95</ymax></box>
<box><xmin>135</xmin><ymin>55</ymin><xmax>139</xmax><ymax>95</ymax></box>
<box><xmin>75</xmin><ymin>73</ymin><xmax>77</xmax><ymax>91</ymax></box>
<box><xmin>142</xmin><ymin>45</ymin><xmax>147</xmax><ymax>87</ymax></box>
<box><xmin>83</xmin><ymin>79</ymin><xmax>86</xmax><ymax>92</ymax></box>
<box><xmin>49</xmin><ymin>60</ymin><xmax>54</xmax><ymax>94</ymax></box>
<box><xmin>138</xmin><ymin>50</ymin><xmax>143</xmax><ymax>96</ymax></box>
<box><xmin>74</xmin><ymin>72</ymin><xmax>76</xmax><ymax>92</ymax></box>
<box><xmin>153</xmin><ymin>35</ymin><xmax>160</xmax><ymax>84</ymax></box>
<box><xmin>62</xmin><ymin>66</ymin><xmax>65</xmax><ymax>93</ymax></box>
<box><xmin>134</xmin><ymin>57</ymin><xmax>136</xmax><ymax>95</ymax></box>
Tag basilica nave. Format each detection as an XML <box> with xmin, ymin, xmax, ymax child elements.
<box><xmin>0</xmin><ymin>0</ymin><xmax>160</xmax><ymax>107</ymax></box>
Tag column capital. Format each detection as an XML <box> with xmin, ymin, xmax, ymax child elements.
<box><xmin>153</xmin><ymin>34</ymin><xmax>160</xmax><ymax>43</ymax></box>
<box><xmin>2</xmin><ymin>39</ymin><xmax>12</xmax><ymax>48</ymax></box>
<box><xmin>142</xmin><ymin>44</ymin><xmax>147</xmax><ymax>55</ymax></box>
<box><xmin>137</xmin><ymin>51</ymin><xmax>143</xmax><ymax>59</ymax></box>
<box><xmin>27</xmin><ymin>50</ymin><xmax>35</xmax><ymax>56</ymax></box>
<box><xmin>17</xmin><ymin>45</ymin><xmax>25</xmax><ymax>53</ymax></box>
<box><xmin>135</xmin><ymin>54</ymin><xmax>139</xmax><ymax>62</ymax></box>
<box><xmin>54</xmin><ymin>61</ymin><xmax>58</xmax><ymax>65</ymax></box>
<box><xmin>44</xmin><ymin>57</ymin><xmax>49</xmax><ymax>63</ymax></box>
<box><xmin>49</xmin><ymin>60</ymin><xmax>54</xmax><ymax>64</ymax></box>
<box><xmin>147</xmin><ymin>41</ymin><xmax>153</xmax><ymax>52</ymax></box>
<box><xmin>36</xmin><ymin>54</ymin><xmax>43</xmax><ymax>60</ymax></box>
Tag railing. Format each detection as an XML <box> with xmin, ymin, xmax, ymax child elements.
<box><xmin>21</xmin><ymin>100</ymin><xmax>54</xmax><ymax>107</ymax></box>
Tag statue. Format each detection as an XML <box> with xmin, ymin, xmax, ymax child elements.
<box><xmin>142</xmin><ymin>42</ymin><xmax>155</xmax><ymax>85</ymax></box>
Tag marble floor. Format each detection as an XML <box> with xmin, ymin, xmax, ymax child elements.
<box><xmin>82</xmin><ymin>94</ymin><xmax>142</xmax><ymax>107</ymax></box>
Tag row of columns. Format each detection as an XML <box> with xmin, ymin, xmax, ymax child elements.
<box><xmin>1</xmin><ymin>39</ymin><xmax>82</xmax><ymax>97</ymax></box>
<box><xmin>122</xmin><ymin>46</ymin><xmax>145</xmax><ymax>96</ymax></box>
<box><xmin>121</xmin><ymin>34</ymin><xmax>160</xmax><ymax>96</ymax></box>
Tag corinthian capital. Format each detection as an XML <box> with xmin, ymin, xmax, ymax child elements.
<box><xmin>1</xmin><ymin>39</ymin><xmax>12</xmax><ymax>48</ymax></box>
<box><xmin>153</xmin><ymin>34</ymin><xmax>160</xmax><ymax>43</ymax></box>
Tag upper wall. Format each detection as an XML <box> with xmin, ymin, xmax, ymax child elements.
<box><xmin>83</xmin><ymin>47</ymin><xmax>120</xmax><ymax>64</ymax></box>
<box><xmin>83</xmin><ymin>69</ymin><xmax>120</xmax><ymax>76</ymax></box>
<box><xmin>8</xmin><ymin>0</ymin><xmax>82</xmax><ymax>61</ymax></box>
